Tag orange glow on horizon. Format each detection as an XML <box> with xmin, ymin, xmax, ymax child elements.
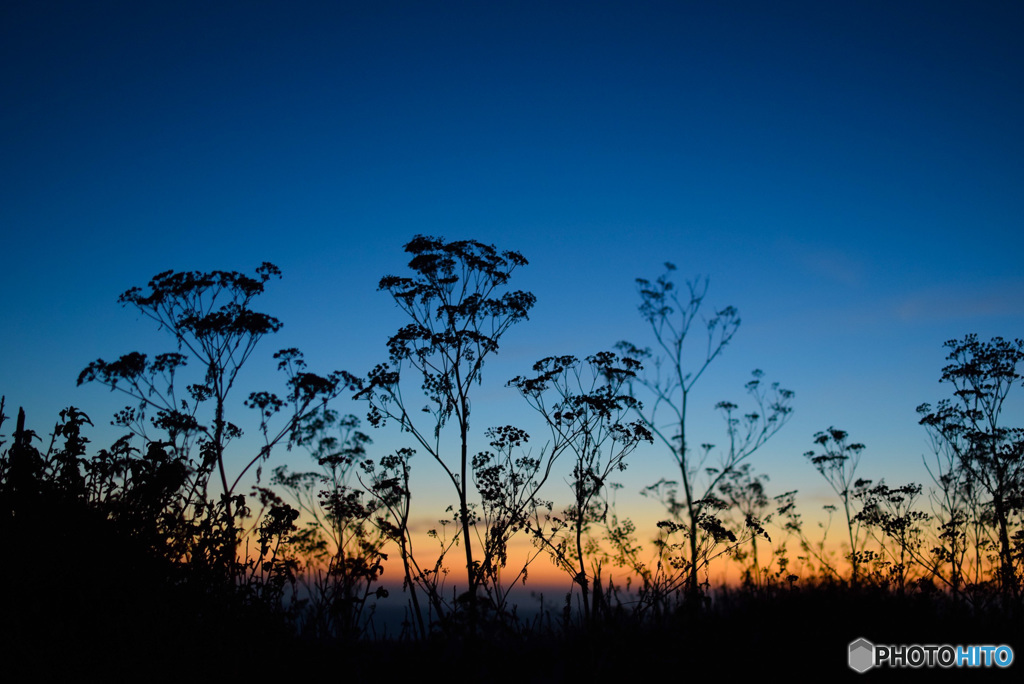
<box><xmin>273</xmin><ymin>501</ymin><xmax>1002</xmax><ymax>609</ymax></box>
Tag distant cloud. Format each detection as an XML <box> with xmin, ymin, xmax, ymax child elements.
<box><xmin>777</xmin><ymin>237</ymin><xmax>865</xmax><ymax>287</ymax></box>
<box><xmin>894</xmin><ymin>281</ymin><xmax>1024</xmax><ymax>321</ymax></box>
<box><xmin>801</xmin><ymin>249</ymin><xmax>864</xmax><ymax>287</ymax></box>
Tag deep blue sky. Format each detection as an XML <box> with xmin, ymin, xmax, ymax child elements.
<box><xmin>2</xmin><ymin>1</ymin><xmax>1022</xmax><ymax>520</ymax></box>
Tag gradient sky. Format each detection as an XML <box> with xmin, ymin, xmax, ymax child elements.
<box><xmin>2</xmin><ymin>1</ymin><xmax>1023</xmax><ymax>555</ymax></box>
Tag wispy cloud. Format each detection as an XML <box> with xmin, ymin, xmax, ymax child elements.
<box><xmin>775</xmin><ymin>236</ymin><xmax>865</xmax><ymax>287</ymax></box>
<box><xmin>893</xmin><ymin>280</ymin><xmax>1024</xmax><ymax>322</ymax></box>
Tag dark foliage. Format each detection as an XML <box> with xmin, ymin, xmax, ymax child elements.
<box><xmin>2</xmin><ymin>245</ymin><xmax>1021</xmax><ymax>676</ymax></box>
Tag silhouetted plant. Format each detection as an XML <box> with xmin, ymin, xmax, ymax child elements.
<box><xmin>2</xmin><ymin>403</ymin><xmax>95</xmax><ymax>520</ymax></box>
<box><xmin>617</xmin><ymin>265</ymin><xmax>793</xmax><ymax>601</ymax></box>
<box><xmin>772</xmin><ymin>484</ymin><xmax>844</xmax><ymax>582</ymax></box>
<box><xmin>356</xmin><ymin>235</ymin><xmax>535</xmax><ymax>627</ymax></box>
<box><xmin>803</xmin><ymin>426</ymin><xmax>871</xmax><ymax>584</ymax></box>
<box><xmin>358</xmin><ymin>447</ymin><xmax>438</xmax><ymax>637</ymax></box>
<box><xmin>918</xmin><ymin>335</ymin><xmax>1024</xmax><ymax>597</ymax></box>
<box><xmin>920</xmin><ymin>424</ymin><xmax>975</xmax><ymax>598</ymax></box>
<box><xmin>764</xmin><ymin>489</ymin><xmax>805</xmax><ymax>588</ymax></box>
<box><xmin>9</xmin><ymin>241</ymin><xmax>1024</xmax><ymax>663</ymax></box>
<box><xmin>854</xmin><ymin>482</ymin><xmax>929</xmax><ymax>592</ymax></box>
<box><xmin>510</xmin><ymin>351</ymin><xmax>652</xmax><ymax>625</ymax></box>
<box><xmin>239</xmin><ymin>485</ymin><xmax>303</xmax><ymax>616</ymax></box>
<box><xmin>470</xmin><ymin>424</ymin><xmax>556</xmax><ymax>622</ymax></box>
<box><xmin>78</xmin><ymin>265</ymin><xmax>354</xmax><ymax>583</ymax></box>
<box><xmin>272</xmin><ymin>410</ymin><xmax>389</xmax><ymax>639</ymax></box>
<box><xmin>718</xmin><ymin>463</ymin><xmax>774</xmax><ymax>587</ymax></box>
<box><xmin>0</xmin><ymin>401</ymin><xmax>312</xmax><ymax>673</ymax></box>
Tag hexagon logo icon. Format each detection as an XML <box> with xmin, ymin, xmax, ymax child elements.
<box><xmin>849</xmin><ymin>638</ymin><xmax>875</xmax><ymax>673</ymax></box>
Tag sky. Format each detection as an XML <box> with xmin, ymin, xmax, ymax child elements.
<box><xmin>2</xmin><ymin>1</ymin><xmax>1023</xmax><ymax>580</ymax></box>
